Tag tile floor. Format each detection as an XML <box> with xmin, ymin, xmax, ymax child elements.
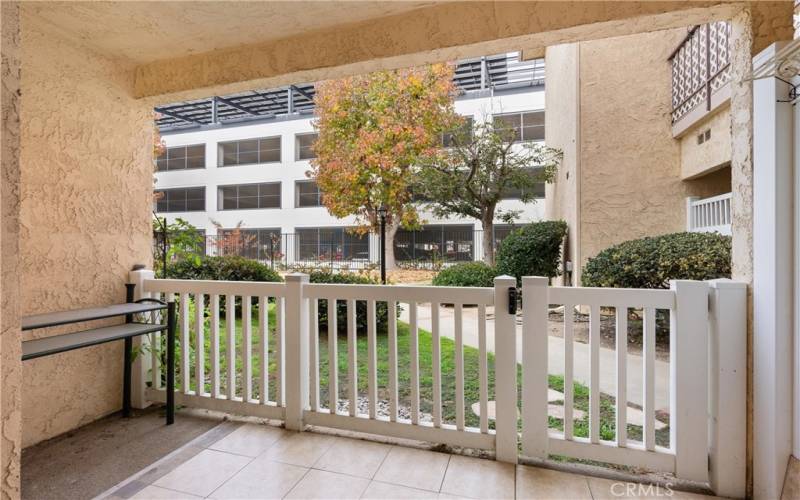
<box><xmin>103</xmin><ymin>422</ymin><xmax>719</xmax><ymax>500</ymax></box>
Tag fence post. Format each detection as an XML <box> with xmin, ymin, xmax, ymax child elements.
<box><xmin>284</xmin><ymin>273</ymin><xmax>309</xmax><ymax>431</ymax></box>
<box><xmin>669</xmin><ymin>280</ymin><xmax>709</xmax><ymax>483</ymax></box>
<box><xmin>494</xmin><ymin>275</ymin><xmax>519</xmax><ymax>463</ymax></box>
<box><xmin>128</xmin><ymin>268</ymin><xmax>155</xmax><ymax>409</ymax></box>
<box><xmin>707</xmin><ymin>279</ymin><xmax>747</xmax><ymax>498</ymax></box>
<box><xmin>521</xmin><ymin>276</ymin><xmax>549</xmax><ymax>460</ymax></box>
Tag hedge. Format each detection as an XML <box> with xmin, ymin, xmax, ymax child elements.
<box><xmin>495</xmin><ymin>220</ymin><xmax>568</xmax><ymax>285</ymax></box>
<box><xmin>307</xmin><ymin>270</ymin><xmax>390</xmax><ymax>333</ymax></box>
<box><xmin>167</xmin><ymin>255</ymin><xmax>283</xmax><ymax>283</ymax></box>
<box><xmin>167</xmin><ymin>255</ymin><xmax>282</xmax><ymax>313</ymax></box>
<box><xmin>432</xmin><ymin>262</ymin><xmax>497</xmax><ymax>288</ymax></box>
<box><xmin>581</xmin><ymin>231</ymin><xmax>731</xmax><ymax>289</ymax></box>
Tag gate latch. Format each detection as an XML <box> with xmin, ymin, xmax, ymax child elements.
<box><xmin>507</xmin><ymin>287</ymin><xmax>518</xmax><ymax>315</ymax></box>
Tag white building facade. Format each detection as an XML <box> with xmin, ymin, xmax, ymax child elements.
<box><xmin>154</xmin><ymin>53</ymin><xmax>546</xmax><ymax>267</ymax></box>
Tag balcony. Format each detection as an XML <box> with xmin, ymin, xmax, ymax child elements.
<box><xmin>670</xmin><ymin>22</ymin><xmax>732</xmax><ymax>137</ymax></box>
<box><xmin>686</xmin><ymin>193</ymin><xmax>732</xmax><ymax>236</ymax></box>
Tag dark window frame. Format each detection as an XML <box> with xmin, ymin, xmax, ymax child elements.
<box><xmin>154</xmin><ymin>186</ymin><xmax>206</xmax><ymax>213</ymax></box>
<box><xmin>394</xmin><ymin>224</ymin><xmax>475</xmax><ymax>262</ymax></box>
<box><xmin>295</xmin><ymin>133</ymin><xmax>318</xmax><ymax>161</ymax></box>
<box><xmin>155</xmin><ymin>144</ymin><xmax>206</xmax><ymax>172</ymax></box>
<box><xmin>492</xmin><ymin>110</ymin><xmax>545</xmax><ymax>143</ymax></box>
<box><xmin>217</xmin><ymin>182</ymin><xmax>282</xmax><ymax>211</ymax></box>
<box><xmin>295</xmin><ymin>226</ymin><xmax>369</xmax><ymax>261</ymax></box>
<box><xmin>295</xmin><ymin>180</ymin><xmax>323</xmax><ymax>208</ymax></box>
<box><xmin>218</xmin><ymin>136</ymin><xmax>282</xmax><ymax>167</ymax></box>
<box><xmin>500</xmin><ymin>167</ymin><xmax>546</xmax><ymax>200</ymax></box>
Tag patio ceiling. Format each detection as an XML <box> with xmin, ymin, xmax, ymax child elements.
<box><xmin>24</xmin><ymin>1</ymin><xmax>436</xmax><ymax>65</ymax></box>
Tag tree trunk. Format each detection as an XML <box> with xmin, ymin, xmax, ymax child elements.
<box><xmin>482</xmin><ymin>210</ymin><xmax>496</xmax><ymax>266</ymax></box>
<box><xmin>383</xmin><ymin>221</ymin><xmax>400</xmax><ymax>271</ymax></box>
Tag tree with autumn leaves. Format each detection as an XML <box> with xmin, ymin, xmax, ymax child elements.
<box><xmin>310</xmin><ymin>63</ymin><xmax>461</xmax><ymax>269</ymax></box>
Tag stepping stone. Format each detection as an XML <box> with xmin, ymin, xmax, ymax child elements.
<box><xmin>470</xmin><ymin>401</ymin><xmax>519</xmax><ymax>420</ymax></box>
<box><xmin>624</xmin><ymin>406</ymin><xmax>668</xmax><ymax>430</ymax></box>
<box><xmin>471</xmin><ymin>398</ymin><xmax>667</xmax><ymax>430</ymax></box>
<box><xmin>547</xmin><ymin>404</ymin><xmax>586</xmax><ymax>420</ymax></box>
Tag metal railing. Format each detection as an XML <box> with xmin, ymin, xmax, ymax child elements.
<box><xmin>669</xmin><ymin>21</ymin><xmax>731</xmax><ymax>124</ymax></box>
<box><xmin>188</xmin><ymin>230</ymin><xmax>519</xmax><ymax>270</ymax></box>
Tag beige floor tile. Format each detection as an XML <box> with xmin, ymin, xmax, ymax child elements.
<box><xmin>587</xmin><ymin>477</ymin><xmax>717</xmax><ymax>499</ymax></box>
<box><xmin>261</xmin><ymin>431</ymin><xmax>336</xmax><ymax>467</ymax></box>
<box><xmin>153</xmin><ymin>449</ymin><xmax>251</xmax><ymax>497</ymax></box>
<box><xmin>208</xmin><ymin>423</ymin><xmax>285</xmax><ymax>457</ymax></box>
<box><xmin>130</xmin><ymin>485</ymin><xmax>202</xmax><ymax>499</ymax></box>
<box><xmin>208</xmin><ymin>457</ymin><xmax>308</xmax><ymax>499</ymax></box>
<box><xmin>516</xmin><ymin>465</ymin><xmax>592</xmax><ymax>500</ymax></box>
<box><xmin>313</xmin><ymin>438</ymin><xmax>392</xmax><ymax>479</ymax></box>
<box><xmin>362</xmin><ymin>480</ymin><xmax>441</xmax><ymax>499</ymax></box>
<box><xmin>373</xmin><ymin>447</ymin><xmax>450</xmax><ymax>492</ymax></box>
<box><xmin>285</xmin><ymin>469</ymin><xmax>370</xmax><ymax>499</ymax></box>
<box><xmin>440</xmin><ymin>455</ymin><xmax>515</xmax><ymax>499</ymax></box>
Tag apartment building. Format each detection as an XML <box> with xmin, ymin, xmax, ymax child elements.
<box><xmin>545</xmin><ymin>24</ymin><xmax>734</xmax><ymax>285</ymax></box>
<box><xmin>153</xmin><ymin>53</ymin><xmax>546</xmax><ymax>267</ymax></box>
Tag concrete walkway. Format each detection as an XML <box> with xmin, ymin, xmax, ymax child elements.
<box><xmin>400</xmin><ymin>305</ymin><xmax>670</xmax><ymax>412</ymax></box>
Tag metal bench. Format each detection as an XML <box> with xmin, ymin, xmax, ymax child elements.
<box><xmin>21</xmin><ymin>284</ymin><xmax>176</xmax><ymax>424</ymax></box>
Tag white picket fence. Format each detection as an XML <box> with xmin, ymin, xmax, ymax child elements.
<box><xmin>686</xmin><ymin>193</ymin><xmax>732</xmax><ymax>235</ymax></box>
<box><xmin>129</xmin><ymin>270</ymin><xmax>746</xmax><ymax>497</ymax></box>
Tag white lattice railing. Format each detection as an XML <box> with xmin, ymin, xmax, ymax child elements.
<box><xmin>128</xmin><ymin>270</ymin><xmax>747</xmax><ymax>497</ymax></box>
<box><xmin>687</xmin><ymin>193</ymin><xmax>732</xmax><ymax>235</ymax></box>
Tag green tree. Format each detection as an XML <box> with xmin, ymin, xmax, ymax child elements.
<box><xmin>310</xmin><ymin>64</ymin><xmax>461</xmax><ymax>269</ymax></box>
<box><xmin>415</xmin><ymin>119</ymin><xmax>562</xmax><ymax>265</ymax></box>
<box><xmin>153</xmin><ymin>217</ymin><xmax>204</xmax><ymax>277</ymax></box>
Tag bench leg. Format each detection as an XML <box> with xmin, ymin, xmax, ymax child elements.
<box><xmin>166</xmin><ymin>301</ymin><xmax>176</xmax><ymax>425</ymax></box>
<box><xmin>123</xmin><ymin>337</ymin><xmax>132</xmax><ymax>418</ymax></box>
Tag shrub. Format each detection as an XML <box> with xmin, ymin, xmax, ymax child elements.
<box><xmin>167</xmin><ymin>255</ymin><xmax>283</xmax><ymax>283</ymax></box>
<box><xmin>307</xmin><ymin>271</ymin><xmax>390</xmax><ymax>333</ymax></box>
<box><xmin>432</xmin><ymin>262</ymin><xmax>497</xmax><ymax>287</ymax></box>
<box><xmin>495</xmin><ymin>220</ymin><xmax>568</xmax><ymax>285</ymax></box>
<box><xmin>581</xmin><ymin>232</ymin><xmax>731</xmax><ymax>289</ymax></box>
<box><xmin>167</xmin><ymin>256</ymin><xmax>282</xmax><ymax>314</ymax></box>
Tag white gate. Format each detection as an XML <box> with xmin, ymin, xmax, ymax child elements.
<box><xmin>130</xmin><ymin>270</ymin><xmax>746</xmax><ymax>495</ymax></box>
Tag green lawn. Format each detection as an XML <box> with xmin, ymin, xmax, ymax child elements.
<box><xmin>160</xmin><ymin>300</ymin><xmax>667</xmax><ymax>447</ymax></box>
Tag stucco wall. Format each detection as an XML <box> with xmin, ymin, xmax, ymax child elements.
<box><xmin>1</xmin><ymin>2</ymin><xmax>22</xmax><ymax>498</ymax></box>
<box><xmin>546</xmin><ymin>29</ymin><xmax>734</xmax><ymax>276</ymax></box>
<box><xmin>680</xmin><ymin>106</ymin><xmax>733</xmax><ymax>180</ymax></box>
<box><xmin>18</xmin><ymin>10</ymin><xmax>153</xmax><ymax>447</ymax></box>
<box><xmin>544</xmin><ymin>43</ymin><xmax>580</xmax><ymax>286</ymax></box>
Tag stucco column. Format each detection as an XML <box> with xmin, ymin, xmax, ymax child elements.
<box><xmin>1</xmin><ymin>2</ymin><xmax>22</xmax><ymax>498</ymax></box>
<box><xmin>728</xmin><ymin>8</ymin><xmax>755</xmax><ymax>498</ymax></box>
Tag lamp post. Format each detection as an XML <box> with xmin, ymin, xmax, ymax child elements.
<box><xmin>377</xmin><ymin>205</ymin><xmax>387</xmax><ymax>285</ymax></box>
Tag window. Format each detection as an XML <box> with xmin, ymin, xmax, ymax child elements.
<box><xmin>154</xmin><ymin>187</ymin><xmax>206</xmax><ymax>212</ymax></box>
<box><xmin>492</xmin><ymin>224</ymin><xmax>529</xmax><ymax>252</ymax></box>
<box><xmin>218</xmin><ymin>136</ymin><xmax>281</xmax><ymax>167</ymax></box>
<box><xmin>493</xmin><ymin>111</ymin><xmax>544</xmax><ymax>142</ymax></box>
<box><xmin>394</xmin><ymin>224</ymin><xmax>474</xmax><ymax>262</ymax></box>
<box><xmin>501</xmin><ymin>168</ymin><xmax>546</xmax><ymax>200</ymax></box>
<box><xmin>217</xmin><ymin>182</ymin><xmax>281</xmax><ymax>210</ymax></box>
<box><xmin>156</xmin><ymin>144</ymin><xmax>205</xmax><ymax>171</ymax></box>
<box><xmin>296</xmin><ymin>133</ymin><xmax>317</xmax><ymax>160</ymax></box>
<box><xmin>442</xmin><ymin>117</ymin><xmax>474</xmax><ymax>147</ymax></box>
<box><xmin>295</xmin><ymin>180</ymin><xmax>322</xmax><ymax>207</ymax></box>
<box><xmin>295</xmin><ymin>227</ymin><xmax>369</xmax><ymax>261</ymax></box>
<box><xmin>215</xmin><ymin>228</ymin><xmax>281</xmax><ymax>261</ymax></box>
